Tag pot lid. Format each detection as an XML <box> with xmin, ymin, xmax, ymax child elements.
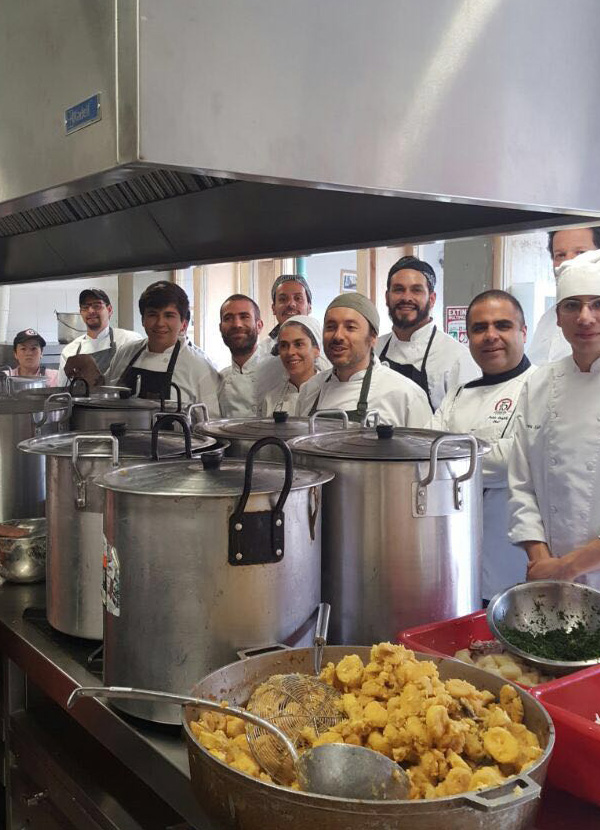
<box><xmin>95</xmin><ymin>458</ymin><xmax>333</xmax><ymax>497</ymax></box>
<box><xmin>72</xmin><ymin>397</ymin><xmax>160</xmax><ymax>411</ymax></box>
<box><xmin>196</xmin><ymin>414</ymin><xmax>359</xmax><ymax>441</ymax></box>
<box><xmin>0</xmin><ymin>396</ymin><xmax>70</xmax><ymax>414</ymax></box>
<box><xmin>289</xmin><ymin>426</ymin><xmax>487</xmax><ymax>461</ymax></box>
<box><xmin>18</xmin><ymin>429</ymin><xmax>216</xmax><ymax>458</ymax></box>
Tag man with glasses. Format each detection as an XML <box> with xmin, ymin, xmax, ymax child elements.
<box><xmin>509</xmin><ymin>250</ymin><xmax>600</xmax><ymax>589</ymax></box>
<box><xmin>57</xmin><ymin>288</ymin><xmax>141</xmax><ymax>386</ymax></box>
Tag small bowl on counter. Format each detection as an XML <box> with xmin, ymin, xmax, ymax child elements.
<box><xmin>487</xmin><ymin>581</ymin><xmax>600</xmax><ymax>677</ymax></box>
<box><xmin>0</xmin><ymin>518</ymin><xmax>46</xmax><ymax>583</ymax></box>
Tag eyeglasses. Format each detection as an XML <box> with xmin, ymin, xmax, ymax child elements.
<box><xmin>557</xmin><ymin>298</ymin><xmax>600</xmax><ymax>316</ymax></box>
<box><xmin>80</xmin><ymin>301</ymin><xmax>106</xmax><ymax>312</ymax></box>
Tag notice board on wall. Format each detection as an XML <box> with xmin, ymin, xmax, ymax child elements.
<box><xmin>445</xmin><ymin>306</ymin><xmax>468</xmax><ymax>344</ymax></box>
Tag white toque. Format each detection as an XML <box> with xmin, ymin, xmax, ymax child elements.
<box><xmin>556</xmin><ymin>249</ymin><xmax>600</xmax><ymax>304</ymax></box>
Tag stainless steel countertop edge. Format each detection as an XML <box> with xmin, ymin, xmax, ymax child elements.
<box><xmin>0</xmin><ymin>582</ymin><xmax>219</xmax><ymax>829</ymax></box>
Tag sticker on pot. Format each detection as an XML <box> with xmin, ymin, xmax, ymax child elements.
<box><xmin>104</xmin><ymin>543</ymin><xmax>121</xmax><ymax>617</ymax></box>
<box><xmin>101</xmin><ymin>534</ymin><xmax>108</xmax><ymax>606</ymax></box>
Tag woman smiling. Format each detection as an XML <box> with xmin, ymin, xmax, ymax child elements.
<box><xmin>262</xmin><ymin>315</ymin><xmax>328</xmax><ymax>415</ymax></box>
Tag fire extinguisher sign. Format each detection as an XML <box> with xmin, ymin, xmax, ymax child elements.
<box><xmin>445</xmin><ymin>306</ymin><xmax>469</xmax><ymax>344</ymax></box>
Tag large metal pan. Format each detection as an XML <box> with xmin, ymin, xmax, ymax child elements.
<box><xmin>182</xmin><ymin>646</ymin><xmax>554</xmax><ymax>830</ymax></box>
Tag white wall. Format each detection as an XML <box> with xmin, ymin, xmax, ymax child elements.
<box><xmin>303</xmin><ymin>250</ymin><xmax>358</xmax><ymax>324</ymax></box>
<box><xmin>4</xmin><ymin>275</ymin><xmax>119</xmax><ymax>344</ymax></box>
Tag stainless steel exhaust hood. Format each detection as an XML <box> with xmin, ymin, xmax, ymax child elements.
<box><xmin>1</xmin><ymin>0</ymin><xmax>600</xmax><ymax>283</ymax></box>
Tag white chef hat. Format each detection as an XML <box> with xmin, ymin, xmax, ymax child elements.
<box><xmin>556</xmin><ymin>249</ymin><xmax>600</xmax><ymax>304</ymax></box>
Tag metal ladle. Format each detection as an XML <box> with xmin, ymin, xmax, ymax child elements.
<box><xmin>67</xmin><ymin>686</ymin><xmax>409</xmax><ymax>800</ymax></box>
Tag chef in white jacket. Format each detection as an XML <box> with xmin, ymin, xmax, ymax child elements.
<box><xmin>218</xmin><ymin>294</ymin><xmax>264</xmax><ymax>417</ymax></box>
<box><xmin>296</xmin><ymin>293</ymin><xmax>430</xmax><ymax>427</ymax></box>
<box><xmin>376</xmin><ymin>255</ymin><xmax>478</xmax><ymax>411</ymax></box>
<box><xmin>508</xmin><ymin>250</ymin><xmax>600</xmax><ymax>589</ymax></box>
<box><xmin>58</xmin><ymin>287</ymin><xmax>141</xmax><ymax>386</ymax></box>
<box><xmin>429</xmin><ymin>290</ymin><xmax>535</xmax><ymax>602</ymax></box>
<box><xmin>106</xmin><ymin>281</ymin><xmax>220</xmax><ymax>415</ymax></box>
<box><xmin>527</xmin><ymin>226</ymin><xmax>600</xmax><ymax>366</ymax></box>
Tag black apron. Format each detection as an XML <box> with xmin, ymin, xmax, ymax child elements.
<box><xmin>308</xmin><ymin>358</ymin><xmax>374</xmax><ymax>424</ymax></box>
<box><xmin>118</xmin><ymin>340</ymin><xmax>181</xmax><ymax>401</ymax></box>
<box><xmin>379</xmin><ymin>325</ymin><xmax>436</xmax><ymax>412</ymax></box>
<box><xmin>76</xmin><ymin>327</ymin><xmax>117</xmax><ymax>375</ymax></box>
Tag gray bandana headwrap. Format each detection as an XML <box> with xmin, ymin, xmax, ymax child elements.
<box><xmin>271</xmin><ymin>274</ymin><xmax>313</xmax><ymax>304</ymax></box>
<box><xmin>325</xmin><ymin>293</ymin><xmax>380</xmax><ymax>335</ymax></box>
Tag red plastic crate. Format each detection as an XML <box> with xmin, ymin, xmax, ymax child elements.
<box><xmin>533</xmin><ymin>665</ymin><xmax>600</xmax><ymax>806</ymax></box>
<box><xmin>396</xmin><ymin>610</ymin><xmax>493</xmax><ymax>657</ymax></box>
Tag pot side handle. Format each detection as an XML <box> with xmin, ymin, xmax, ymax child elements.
<box><xmin>308</xmin><ymin>409</ymin><xmax>349</xmax><ymax>433</ymax></box>
<box><xmin>462</xmin><ymin>773</ymin><xmax>541</xmax><ymax>811</ymax></box>
<box><xmin>72</xmin><ymin>434</ymin><xmax>119</xmax><ymax>508</ymax></box>
<box><xmin>151</xmin><ymin>413</ymin><xmax>193</xmax><ymax>460</ymax></box>
<box><xmin>418</xmin><ymin>433</ymin><xmax>478</xmax><ymax>511</ymax></box>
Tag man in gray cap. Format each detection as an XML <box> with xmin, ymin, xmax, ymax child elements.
<box><xmin>376</xmin><ymin>256</ymin><xmax>477</xmax><ymax>411</ymax></box>
<box><xmin>258</xmin><ymin>274</ymin><xmax>313</xmax><ymax>357</ymax></box>
<box><xmin>57</xmin><ymin>286</ymin><xmax>141</xmax><ymax>386</ymax></box>
<box><xmin>296</xmin><ymin>293</ymin><xmax>430</xmax><ymax>426</ymax></box>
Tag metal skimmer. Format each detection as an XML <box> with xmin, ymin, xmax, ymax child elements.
<box><xmin>245</xmin><ymin>603</ymin><xmax>344</xmax><ymax>783</ymax></box>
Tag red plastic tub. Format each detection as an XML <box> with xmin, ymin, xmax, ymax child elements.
<box><xmin>533</xmin><ymin>665</ymin><xmax>600</xmax><ymax>806</ymax></box>
<box><xmin>396</xmin><ymin>609</ymin><xmax>492</xmax><ymax>657</ymax></box>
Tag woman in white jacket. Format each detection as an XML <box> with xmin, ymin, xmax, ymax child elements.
<box><xmin>261</xmin><ymin>316</ymin><xmax>328</xmax><ymax>416</ymax></box>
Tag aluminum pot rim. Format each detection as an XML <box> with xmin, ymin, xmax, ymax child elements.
<box><xmin>182</xmin><ymin>646</ymin><xmax>554</xmax><ymax>809</ymax></box>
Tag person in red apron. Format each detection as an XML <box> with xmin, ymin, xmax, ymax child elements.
<box><xmin>297</xmin><ymin>293</ymin><xmax>430</xmax><ymax>427</ymax></box>
<box><xmin>376</xmin><ymin>256</ymin><xmax>478</xmax><ymax>411</ymax></box>
<box><xmin>106</xmin><ymin>281</ymin><xmax>220</xmax><ymax>414</ymax></box>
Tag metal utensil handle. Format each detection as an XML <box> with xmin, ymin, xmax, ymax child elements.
<box><xmin>464</xmin><ymin>773</ymin><xmax>540</xmax><ymax>810</ymax></box>
<box><xmin>34</xmin><ymin>392</ymin><xmax>73</xmax><ymax>428</ymax></box>
<box><xmin>313</xmin><ymin>602</ymin><xmax>331</xmax><ymax>676</ymax></box>
<box><xmin>160</xmin><ymin>382</ymin><xmax>182</xmax><ymax>413</ymax></box>
<box><xmin>67</xmin><ymin>377</ymin><xmax>90</xmax><ymax>397</ymax></box>
<box><xmin>233</xmin><ymin>437</ymin><xmax>294</xmax><ymax>518</ymax></box>
<box><xmin>67</xmin><ymin>686</ymin><xmax>299</xmax><ymax>763</ymax></box>
<box><xmin>72</xmin><ymin>434</ymin><xmax>119</xmax><ymax>508</ymax></box>
<box><xmin>151</xmin><ymin>413</ymin><xmax>192</xmax><ymax>460</ymax></box>
<box><xmin>308</xmin><ymin>410</ymin><xmax>349</xmax><ymax>434</ymax></box>
<box><xmin>362</xmin><ymin>409</ymin><xmax>380</xmax><ymax>427</ymax></box>
<box><xmin>187</xmin><ymin>402</ymin><xmax>209</xmax><ymax>425</ymax></box>
<box><xmin>419</xmin><ymin>433</ymin><xmax>478</xmax><ymax>487</ymax></box>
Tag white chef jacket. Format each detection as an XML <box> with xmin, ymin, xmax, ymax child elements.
<box><xmin>430</xmin><ymin>359</ymin><xmax>536</xmax><ymax>600</ymax></box>
<box><xmin>262</xmin><ymin>380</ymin><xmax>302</xmax><ymax>416</ymax></box>
<box><xmin>58</xmin><ymin>325</ymin><xmax>142</xmax><ymax>386</ymax></box>
<box><xmin>527</xmin><ymin>306</ymin><xmax>571</xmax><ymax>366</ymax></box>
<box><xmin>376</xmin><ymin>322</ymin><xmax>479</xmax><ymax>411</ymax></box>
<box><xmin>296</xmin><ymin>357</ymin><xmax>431</xmax><ymax>427</ymax></box>
<box><xmin>218</xmin><ymin>350</ymin><xmax>263</xmax><ymax>418</ymax></box>
<box><xmin>508</xmin><ymin>355</ymin><xmax>600</xmax><ymax>591</ymax></box>
<box><xmin>106</xmin><ymin>338</ymin><xmax>221</xmax><ymax>416</ymax></box>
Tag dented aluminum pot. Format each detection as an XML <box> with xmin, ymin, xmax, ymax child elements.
<box><xmin>95</xmin><ymin>437</ymin><xmax>333</xmax><ymax>723</ymax></box>
<box><xmin>184</xmin><ymin>647</ymin><xmax>554</xmax><ymax>830</ymax></box>
<box><xmin>19</xmin><ymin>416</ymin><xmax>217</xmax><ymax>640</ymax></box>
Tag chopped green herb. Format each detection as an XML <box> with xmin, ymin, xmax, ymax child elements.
<box><xmin>500</xmin><ymin>622</ymin><xmax>600</xmax><ymax>662</ymax></box>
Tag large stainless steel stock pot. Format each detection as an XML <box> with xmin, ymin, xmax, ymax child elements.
<box><xmin>289</xmin><ymin>426</ymin><xmax>487</xmax><ymax>644</ymax></box>
<box><xmin>95</xmin><ymin>437</ymin><xmax>333</xmax><ymax>723</ymax></box>
<box><xmin>0</xmin><ymin>393</ymin><xmax>71</xmax><ymax>522</ymax></box>
<box><xmin>193</xmin><ymin>409</ymin><xmax>358</xmax><ymax>460</ymax></box>
<box><xmin>0</xmin><ymin>373</ymin><xmax>48</xmax><ymax>396</ymax></box>
<box><xmin>19</xmin><ymin>415</ymin><xmax>217</xmax><ymax>639</ymax></box>
<box><xmin>70</xmin><ymin>395</ymin><xmax>160</xmax><ymax>431</ymax></box>
<box><xmin>183</xmin><ymin>646</ymin><xmax>554</xmax><ymax>830</ymax></box>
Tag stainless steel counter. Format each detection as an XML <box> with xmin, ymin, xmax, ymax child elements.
<box><xmin>0</xmin><ymin>581</ymin><xmax>220</xmax><ymax>829</ymax></box>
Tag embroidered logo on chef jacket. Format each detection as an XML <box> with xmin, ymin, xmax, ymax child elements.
<box><xmin>494</xmin><ymin>398</ymin><xmax>513</xmax><ymax>412</ymax></box>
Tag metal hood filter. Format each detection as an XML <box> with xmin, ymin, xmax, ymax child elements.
<box><xmin>1</xmin><ymin>0</ymin><xmax>600</xmax><ymax>282</ymax></box>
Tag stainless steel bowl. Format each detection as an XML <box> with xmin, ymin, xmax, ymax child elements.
<box><xmin>487</xmin><ymin>581</ymin><xmax>600</xmax><ymax>676</ymax></box>
<box><xmin>0</xmin><ymin>518</ymin><xmax>46</xmax><ymax>583</ymax></box>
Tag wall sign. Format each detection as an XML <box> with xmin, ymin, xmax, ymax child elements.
<box><xmin>65</xmin><ymin>93</ymin><xmax>102</xmax><ymax>135</ymax></box>
<box><xmin>445</xmin><ymin>305</ymin><xmax>468</xmax><ymax>344</ymax></box>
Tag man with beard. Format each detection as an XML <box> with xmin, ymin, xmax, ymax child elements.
<box><xmin>58</xmin><ymin>287</ymin><xmax>141</xmax><ymax>386</ymax></box>
<box><xmin>218</xmin><ymin>294</ymin><xmax>265</xmax><ymax>417</ymax></box>
<box><xmin>376</xmin><ymin>256</ymin><xmax>478</xmax><ymax>411</ymax></box>
<box><xmin>296</xmin><ymin>293</ymin><xmax>430</xmax><ymax>426</ymax></box>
